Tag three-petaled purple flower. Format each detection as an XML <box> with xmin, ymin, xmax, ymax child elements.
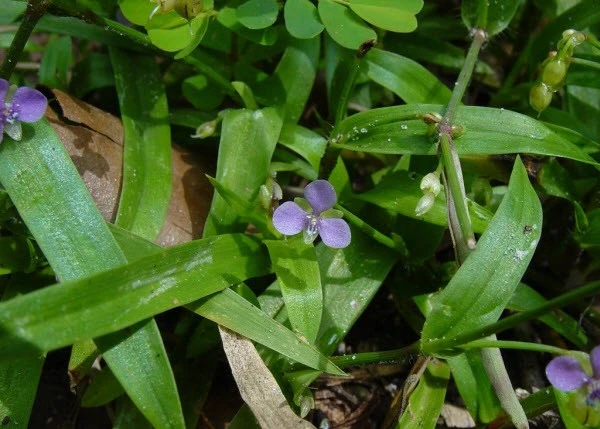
<box><xmin>0</xmin><ymin>78</ymin><xmax>47</xmax><ymax>143</ymax></box>
<box><xmin>546</xmin><ymin>346</ymin><xmax>600</xmax><ymax>405</ymax></box>
<box><xmin>272</xmin><ymin>180</ymin><xmax>351</xmax><ymax>249</ymax></box>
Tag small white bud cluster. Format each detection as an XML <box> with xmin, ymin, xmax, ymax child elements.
<box><xmin>415</xmin><ymin>172</ymin><xmax>442</xmax><ymax>217</ymax></box>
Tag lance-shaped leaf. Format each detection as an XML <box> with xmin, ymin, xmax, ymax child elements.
<box><xmin>265</xmin><ymin>239</ymin><xmax>323</xmax><ymax>344</ymax></box>
<box><xmin>422</xmin><ymin>158</ymin><xmax>542</xmax><ymax>351</ymax></box>
<box><xmin>0</xmin><ymin>119</ymin><xmax>183</xmax><ymax>428</ymax></box>
<box><xmin>110</xmin><ymin>47</ymin><xmax>172</xmax><ymax>241</ymax></box>
<box><xmin>0</xmin><ymin>233</ymin><xmax>269</xmax><ymax>360</ymax></box>
<box><xmin>333</xmin><ymin>104</ymin><xmax>598</xmax><ymax>166</ymax></box>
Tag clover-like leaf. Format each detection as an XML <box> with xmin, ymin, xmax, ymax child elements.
<box><xmin>318</xmin><ymin>0</ymin><xmax>376</xmax><ymax>50</ymax></box>
<box><xmin>348</xmin><ymin>0</ymin><xmax>423</xmax><ymax>33</ymax></box>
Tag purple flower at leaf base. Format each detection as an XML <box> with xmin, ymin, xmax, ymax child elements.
<box><xmin>546</xmin><ymin>346</ymin><xmax>600</xmax><ymax>406</ymax></box>
<box><xmin>0</xmin><ymin>78</ymin><xmax>47</xmax><ymax>143</ymax></box>
<box><xmin>272</xmin><ymin>180</ymin><xmax>351</xmax><ymax>249</ymax></box>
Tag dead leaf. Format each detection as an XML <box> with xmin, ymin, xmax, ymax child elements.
<box><xmin>220</xmin><ymin>327</ymin><xmax>316</xmax><ymax>429</ymax></box>
<box><xmin>46</xmin><ymin>89</ymin><xmax>213</xmax><ymax>246</ymax></box>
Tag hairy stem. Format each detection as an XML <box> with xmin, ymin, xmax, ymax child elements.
<box><xmin>0</xmin><ymin>0</ymin><xmax>51</xmax><ymax>80</ymax></box>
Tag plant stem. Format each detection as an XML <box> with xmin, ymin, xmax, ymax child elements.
<box><xmin>460</xmin><ymin>339</ymin><xmax>570</xmax><ymax>355</ymax></box>
<box><xmin>0</xmin><ymin>0</ymin><xmax>51</xmax><ymax>80</ymax></box>
<box><xmin>481</xmin><ymin>346</ymin><xmax>529</xmax><ymax>429</ymax></box>
<box><xmin>585</xmin><ymin>34</ymin><xmax>600</xmax><ymax>51</ymax></box>
<box><xmin>437</xmin><ymin>27</ymin><xmax>528</xmax><ymax>429</ymax></box>
<box><xmin>571</xmin><ymin>56</ymin><xmax>600</xmax><ymax>71</ymax></box>
<box><xmin>426</xmin><ymin>279</ymin><xmax>600</xmax><ymax>353</ymax></box>
<box><xmin>329</xmin><ymin>342</ymin><xmax>419</xmax><ymax>368</ymax></box>
<box><xmin>335</xmin><ymin>204</ymin><xmax>408</xmax><ymax>255</ymax></box>
<box><xmin>437</xmin><ymin>29</ymin><xmax>486</xmax><ymax>260</ymax></box>
<box><xmin>443</xmin><ymin>29</ymin><xmax>487</xmax><ymax>125</ymax></box>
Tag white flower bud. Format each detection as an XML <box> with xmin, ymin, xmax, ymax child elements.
<box><xmin>415</xmin><ymin>192</ymin><xmax>436</xmax><ymax>217</ymax></box>
<box><xmin>420</xmin><ymin>173</ymin><xmax>441</xmax><ymax>197</ymax></box>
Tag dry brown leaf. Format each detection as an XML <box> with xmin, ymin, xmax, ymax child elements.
<box><xmin>46</xmin><ymin>89</ymin><xmax>213</xmax><ymax>246</ymax></box>
<box><xmin>220</xmin><ymin>327</ymin><xmax>316</xmax><ymax>429</ymax></box>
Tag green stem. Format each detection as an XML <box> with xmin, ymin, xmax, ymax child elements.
<box><xmin>335</xmin><ymin>204</ymin><xmax>408</xmax><ymax>255</ymax></box>
<box><xmin>460</xmin><ymin>339</ymin><xmax>571</xmax><ymax>355</ymax></box>
<box><xmin>329</xmin><ymin>342</ymin><xmax>419</xmax><ymax>368</ymax></box>
<box><xmin>481</xmin><ymin>346</ymin><xmax>529</xmax><ymax>429</ymax></box>
<box><xmin>0</xmin><ymin>0</ymin><xmax>51</xmax><ymax>80</ymax></box>
<box><xmin>437</xmin><ymin>29</ymin><xmax>486</xmax><ymax>260</ymax></box>
<box><xmin>571</xmin><ymin>56</ymin><xmax>600</xmax><ymax>71</ymax></box>
<box><xmin>425</xmin><ymin>279</ymin><xmax>600</xmax><ymax>353</ymax></box>
<box><xmin>443</xmin><ymin>29</ymin><xmax>486</xmax><ymax>125</ymax></box>
<box><xmin>585</xmin><ymin>34</ymin><xmax>600</xmax><ymax>51</ymax></box>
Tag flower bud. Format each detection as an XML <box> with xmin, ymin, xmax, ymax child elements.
<box><xmin>471</xmin><ymin>178</ymin><xmax>493</xmax><ymax>207</ymax></box>
<box><xmin>191</xmin><ymin>119</ymin><xmax>217</xmax><ymax>139</ymax></box>
<box><xmin>150</xmin><ymin>0</ymin><xmax>206</xmax><ymax>20</ymax></box>
<box><xmin>451</xmin><ymin>124</ymin><xmax>465</xmax><ymax>138</ymax></box>
<box><xmin>420</xmin><ymin>173</ymin><xmax>441</xmax><ymax>197</ymax></box>
<box><xmin>529</xmin><ymin>82</ymin><xmax>553</xmax><ymax>113</ymax></box>
<box><xmin>542</xmin><ymin>58</ymin><xmax>568</xmax><ymax>89</ymax></box>
<box><xmin>415</xmin><ymin>192</ymin><xmax>435</xmax><ymax>217</ymax></box>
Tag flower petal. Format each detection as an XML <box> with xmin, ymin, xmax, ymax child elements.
<box><xmin>318</xmin><ymin>218</ymin><xmax>351</xmax><ymax>248</ymax></box>
<box><xmin>305</xmin><ymin>180</ymin><xmax>337</xmax><ymax>215</ymax></box>
<box><xmin>591</xmin><ymin>346</ymin><xmax>600</xmax><ymax>378</ymax></box>
<box><xmin>546</xmin><ymin>356</ymin><xmax>590</xmax><ymax>391</ymax></box>
<box><xmin>272</xmin><ymin>202</ymin><xmax>308</xmax><ymax>235</ymax></box>
<box><xmin>0</xmin><ymin>79</ymin><xmax>8</xmax><ymax>103</ymax></box>
<box><xmin>11</xmin><ymin>87</ymin><xmax>47</xmax><ymax>122</ymax></box>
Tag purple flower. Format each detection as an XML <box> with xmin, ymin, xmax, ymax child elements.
<box><xmin>0</xmin><ymin>78</ymin><xmax>47</xmax><ymax>143</ymax></box>
<box><xmin>272</xmin><ymin>180</ymin><xmax>351</xmax><ymax>249</ymax></box>
<box><xmin>546</xmin><ymin>346</ymin><xmax>600</xmax><ymax>405</ymax></box>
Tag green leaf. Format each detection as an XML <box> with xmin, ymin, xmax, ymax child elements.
<box><xmin>265</xmin><ymin>239</ymin><xmax>323</xmax><ymax>343</ymax></box>
<box><xmin>333</xmin><ymin>105</ymin><xmax>599</xmax><ymax>166</ymax></box>
<box><xmin>38</xmin><ymin>36</ymin><xmax>73</xmax><ymax>89</ymax></box>
<box><xmin>0</xmin><ymin>120</ymin><xmax>183</xmax><ymax>428</ymax></box>
<box><xmin>397</xmin><ymin>360</ymin><xmax>450</xmax><ymax>428</ymax></box>
<box><xmin>254</xmin><ymin>36</ymin><xmax>320</xmax><ymax>124</ymax></box>
<box><xmin>318</xmin><ymin>0</ymin><xmax>377</xmax><ymax>50</ymax></box>
<box><xmin>365</xmin><ymin>48</ymin><xmax>452</xmax><ymax>104</ymax></box>
<box><xmin>278</xmin><ymin>125</ymin><xmax>327</xmax><ymax>173</ymax></box>
<box><xmin>422</xmin><ymin>158</ymin><xmax>542</xmax><ymax>351</ymax></box>
<box><xmin>148</xmin><ymin>14</ymin><xmax>209</xmax><ymax>52</ymax></box>
<box><xmin>174</xmin><ymin>14</ymin><xmax>211</xmax><ymax>59</ymax></box>
<box><xmin>508</xmin><ymin>284</ymin><xmax>588</xmax><ymax>349</ymax></box>
<box><xmin>446</xmin><ymin>351</ymin><xmax>502</xmax><ymax>423</ymax></box>
<box><xmin>108</xmin><ymin>227</ymin><xmax>343</xmax><ymax>376</ymax></box>
<box><xmin>82</xmin><ymin>366</ymin><xmax>125</xmax><ymax>408</ymax></box>
<box><xmin>236</xmin><ymin>0</ymin><xmax>278</xmax><ymax>30</ymax></box>
<box><xmin>348</xmin><ymin>0</ymin><xmax>423</xmax><ymax>33</ymax></box>
<box><xmin>357</xmin><ymin>170</ymin><xmax>492</xmax><ymax>233</ymax></box>
<box><xmin>37</xmin><ymin>15</ymin><xmax>154</xmax><ymax>51</ymax></box>
<box><xmin>190</xmin><ymin>289</ymin><xmax>343</xmax><ymax>375</ymax></box>
<box><xmin>576</xmin><ymin>208</ymin><xmax>600</xmax><ymax>248</ymax></box>
<box><xmin>284</xmin><ymin>0</ymin><xmax>324</xmax><ymax>39</ymax></box>
<box><xmin>110</xmin><ymin>48</ymin><xmax>172</xmax><ymax>241</ymax></box>
<box><xmin>203</xmin><ymin>108</ymin><xmax>283</xmax><ymax>236</ymax></box>
<box><xmin>0</xmin><ymin>234</ymin><xmax>269</xmax><ymax>359</ymax></box>
<box><xmin>217</xmin><ymin>7</ymin><xmax>279</xmax><ymax>46</ymax></box>
<box><xmin>182</xmin><ymin>74</ymin><xmax>225</xmax><ymax>110</ymax></box>
<box><xmin>461</xmin><ymin>0</ymin><xmax>520</xmax><ymax>36</ymax></box>
<box><xmin>70</xmin><ymin>53</ymin><xmax>115</xmax><ymax>98</ymax></box>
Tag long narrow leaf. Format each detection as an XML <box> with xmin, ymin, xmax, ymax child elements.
<box><xmin>422</xmin><ymin>158</ymin><xmax>543</xmax><ymax>350</ymax></box>
<box><xmin>110</xmin><ymin>47</ymin><xmax>172</xmax><ymax>240</ymax></box>
<box><xmin>0</xmin><ymin>233</ymin><xmax>269</xmax><ymax>359</ymax></box>
<box><xmin>333</xmin><ymin>105</ymin><xmax>598</xmax><ymax>166</ymax></box>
